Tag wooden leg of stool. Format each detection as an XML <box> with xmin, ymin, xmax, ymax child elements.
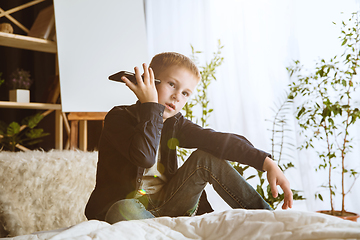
<box><xmin>70</xmin><ymin>120</ymin><xmax>79</xmax><ymax>150</ymax></box>
<box><xmin>79</xmin><ymin>120</ymin><xmax>88</xmax><ymax>151</ymax></box>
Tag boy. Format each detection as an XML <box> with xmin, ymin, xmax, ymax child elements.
<box><xmin>85</xmin><ymin>52</ymin><xmax>293</xmax><ymax>223</ymax></box>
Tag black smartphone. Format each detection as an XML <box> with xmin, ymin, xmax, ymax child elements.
<box><xmin>108</xmin><ymin>71</ymin><xmax>160</xmax><ymax>84</ymax></box>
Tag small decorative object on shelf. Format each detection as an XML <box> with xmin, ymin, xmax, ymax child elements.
<box><xmin>9</xmin><ymin>89</ymin><xmax>30</xmax><ymax>103</ymax></box>
<box><xmin>7</xmin><ymin>68</ymin><xmax>32</xmax><ymax>103</ymax></box>
<box><xmin>0</xmin><ymin>23</ymin><xmax>13</xmax><ymax>33</ymax></box>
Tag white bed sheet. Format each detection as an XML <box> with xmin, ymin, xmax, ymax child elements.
<box><xmin>7</xmin><ymin>209</ymin><xmax>360</xmax><ymax>240</ymax></box>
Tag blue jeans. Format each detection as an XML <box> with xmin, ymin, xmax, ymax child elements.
<box><xmin>105</xmin><ymin>150</ymin><xmax>271</xmax><ymax>223</ymax></box>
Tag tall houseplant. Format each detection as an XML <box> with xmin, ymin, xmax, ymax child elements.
<box><xmin>183</xmin><ymin>40</ymin><xmax>224</xmax><ymax>126</ymax></box>
<box><xmin>287</xmin><ymin>12</ymin><xmax>360</xmax><ymax>219</ymax></box>
<box><xmin>177</xmin><ymin>40</ymin><xmax>224</xmax><ymax>162</ymax></box>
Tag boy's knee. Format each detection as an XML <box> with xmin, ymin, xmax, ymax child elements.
<box><xmin>105</xmin><ymin>199</ymin><xmax>154</xmax><ymax>224</ymax></box>
<box><xmin>190</xmin><ymin>150</ymin><xmax>216</xmax><ymax>160</ymax></box>
<box><xmin>188</xmin><ymin>150</ymin><xmax>234</xmax><ymax>172</ymax></box>
<box><xmin>189</xmin><ymin>150</ymin><xmax>224</xmax><ymax>165</ymax></box>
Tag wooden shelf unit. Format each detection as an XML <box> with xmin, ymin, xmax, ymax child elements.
<box><xmin>0</xmin><ymin>1</ymin><xmax>63</xmax><ymax>150</ymax></box>
<box><xmin>0</xmin><ymin>31</ymin><xmax>57</xmax><ymax>53</ymax></box>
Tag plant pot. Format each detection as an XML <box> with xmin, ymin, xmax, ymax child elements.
<box><xmin>9</xmin><ymin>89</ymin><xmax>30</xmax><ymax>103</ymax></box>
<box><xmin>317</xmin><ymin>210</ymin><xmax>360</xmax><ymax>222</ymax></box>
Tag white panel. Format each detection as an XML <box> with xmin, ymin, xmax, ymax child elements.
<box><xmin>54</xmin><ymin>0</ymin><xmax>147</xmax><ymax>112</ymax></box>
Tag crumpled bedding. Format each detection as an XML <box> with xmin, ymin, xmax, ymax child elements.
<box><xmin>6</xmin><ymin>209</ymin><xmax>360</xmax><ymax>240</ymax></box>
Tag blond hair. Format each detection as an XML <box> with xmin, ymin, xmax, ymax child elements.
<box><xmin>149</xmin><ymin>52</ymin><xmax>201</xmax><ymax>80</ymax></box>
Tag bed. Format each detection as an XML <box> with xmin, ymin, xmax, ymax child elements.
<box><xmin>7</xmin><ymin>209</ymin><xmax>360</xmax><ymax>240</ymax></box>
<box><xmin>0</xmin><ymin>151</ymin><xmax>359</xmax><ymax>239</ymax></box>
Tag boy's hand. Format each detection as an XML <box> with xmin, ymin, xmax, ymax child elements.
<box><xmin>121</xmin><ymin>63</ymin><xmax>158</xmax><ymax>103</ymax></box>
<box><xmin>263</xmin><ymin>157</ymin><xmax>293</xmax><ymax>209</ymax></box>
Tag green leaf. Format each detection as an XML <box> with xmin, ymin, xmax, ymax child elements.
<box><xmin>233</xmin><ymin>164</ymin><xmax>249</xmax><ymax>176</ymax></box>
<box><xmin>297</xmin><ymin>107</ymin><xmax>306</xmax><ymax>118</ymax></box>
<box><xmin>7</xmin><ymin>122</ymin><xmax>20</xmax><ymax>136</ymax></box>
<box><xmin>22</xmin><ymin>113</ymin><xmax>44</xmax><ymax>129</ymax></box>
<box><xmin>246</xmin><ymin>175</ymin><xmax>256</xmax><ymax>181</ymax></box>
<box><xmin>342</xmin><ymin>38</ymin><xmax>348</xmax><ymax>46</ymax></box>
<box><xmin>26</xmin><ymin>139</ymin><xmax>44</xmax><ymax>146</ymax></box>
<box><xmin>25</xmin><ymin>128</ymin><xmax>49</xmax><ymax>139</ymax></box>
<box><xmin>318</xmin><ymin>194</ymin><xmax>323</xmax><ymax>201</ymax></box>
<box><xmin>260</xmin><ymin>178</ymin><xmax>265</xmax><ymax>185</ymax></box>
<box><xmin>256</xmin><ymin>185</ymin><xmax>265</xmax><ymax>198</ymax></box>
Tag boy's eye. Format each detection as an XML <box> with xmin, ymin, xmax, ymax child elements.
<box><xmin>182</xmin><ymin>91</ymin><xmax>189</xmax><ymax>97</ymax></box>
<box><xmin>169</xmin><ymin>82</ymin><xmax>175</xmax><ymax>87</ymax></box>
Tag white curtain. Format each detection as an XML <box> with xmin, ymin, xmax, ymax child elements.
<box><xmin>145</xmin><ymin>0</ymin><xmax>360</xmax><ymax>214</ymax></box>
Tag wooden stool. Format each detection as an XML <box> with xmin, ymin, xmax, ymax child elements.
<box><xmin>67</xmin><ymin>112</ymin><xmax>107</xmax><ymax>151</ymax></box>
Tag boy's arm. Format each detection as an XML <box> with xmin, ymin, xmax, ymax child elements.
<box><xmin>263</xmin><ymin>157</ymin><xmax>293</xmax><ymax>209</ymax></box>
<box><xmin>102</xmin><ymin>63</ymin><xmax>161</xmax><ymax>168</ymax></box>
<box><xmin>177</xmin><ymin>119</ymin><xmax>270</xmax><ymax>170</ymax></box>
<box><xmin>102</xmin><ymin>102</ymin><xmax>164</xmax><ymax>168</ymax></box>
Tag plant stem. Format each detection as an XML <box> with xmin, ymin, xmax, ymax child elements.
<box><xmin>323</xmin><ymin>120</ymin><xmax>334</xmax><ymax>215</ymax></box>
<box><xmin>341</xmin><ymin>85</ymin><xmax>351</xmax><ymax>215</ymax></box>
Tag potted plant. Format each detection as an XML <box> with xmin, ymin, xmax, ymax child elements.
<box><xmin>7</xmin><ymin>68</ymin><xmax>32</xmax><ymax>103</ymax></box>
<box><xmin>287</xmin><ymin>12</ymin><xmax>360</xmax><ymax>221</ymax></box>
<box><xmin>232</xmin><ymin>92</ymin><xmax>305</xmax><ymax>209</ymax></box>
<box><xmin>0</xmin><ymin>113</ymin><xmax>49</xmax><ymax>152</ymax></box>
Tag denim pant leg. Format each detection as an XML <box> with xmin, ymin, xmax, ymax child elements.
<box><xmin>104</xmin><ymin>199</ymin><xmax>155</xmax><ymax>224</ymax></box>
<box><xmin>147</xmin><ymin>150</ymin><xmax>271</xmax><ymax>217</ymax></box>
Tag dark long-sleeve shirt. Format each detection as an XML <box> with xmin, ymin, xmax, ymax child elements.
<box><xmin>85</xmin><ymin>101</ymin><xmax>270</xmax><ymax>220</ymax></box>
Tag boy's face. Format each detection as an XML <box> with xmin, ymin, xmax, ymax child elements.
<box><xmin>155</xmin><ymin>65</ymin><xmax>199</xmax><ymax>121</ymax></box>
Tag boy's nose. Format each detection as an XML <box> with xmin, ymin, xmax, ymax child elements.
<box><xmin>172</xmin><ymin>92</ymin><xmax>180</xmax><ymax>102</ymax></box>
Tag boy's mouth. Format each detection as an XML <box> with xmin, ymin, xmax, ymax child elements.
<box><xmin>166</xmin><ymin>103</ymin><xmax>176</xmax><ymax>111</ymax></box>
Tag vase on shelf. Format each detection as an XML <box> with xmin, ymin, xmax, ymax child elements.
<box><xmin>9</xmin><ymin>89</ymin><xmax>30</xmax><ymax>103</ymax></box>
